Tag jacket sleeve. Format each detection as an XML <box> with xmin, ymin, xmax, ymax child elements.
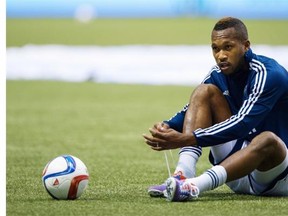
<box><xmin>163</xmin><ymin>104</ymin><xmax>188</xmax><ymax>132</ymax></box>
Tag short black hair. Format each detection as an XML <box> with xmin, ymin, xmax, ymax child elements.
<box><xmin>213</xmin><ymin>17</ymin><xmax>248</xmax><ymax>41</ymax></box>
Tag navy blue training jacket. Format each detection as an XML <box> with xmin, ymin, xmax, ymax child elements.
<box><xmin>165</xmin><ymin>48</ymin><xmax>288</xmax><ymax>147</ymax></box>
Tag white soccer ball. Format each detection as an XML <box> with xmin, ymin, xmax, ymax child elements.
<box><xmin>42</xmin><ymin>155</ymin><xmax>89</xmax><ymax>200</ymax></box>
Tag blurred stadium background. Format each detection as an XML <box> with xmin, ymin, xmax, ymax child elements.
<box><xmin>6</xmin><ymin>0</ymin><xmax>288</xmax><ymax>19</ymax></box>
<box><xmin>6</xmin><ymin>0</ymin><xmax>288</xmax><ymax>85</ymax></box>
<box><xmin>6</xmin><ymin>1</ymin><xmax>288</xmax><ymax>215</ymax></box>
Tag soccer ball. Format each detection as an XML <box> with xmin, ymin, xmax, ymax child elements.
<box><xmin>42</xmin><ymin>155</ymin><xmax>89</xmax><ymax>200</ymax></box>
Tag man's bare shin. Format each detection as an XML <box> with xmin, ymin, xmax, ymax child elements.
<box><xmin>183</xmin><ymin>84</ymin><xmax>232</xmax><ymax>134</ymax></box>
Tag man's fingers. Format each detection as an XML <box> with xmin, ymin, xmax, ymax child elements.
<box><xmin>151</xmin><ymin>146</ymin><xmax>163</xmax><ymax>151</ymax></box>
<box><xmin>148</xmin><ymin>128</ymin><xmax>156</xmax><ymax>136</ymax></box>
<box><xmin>143</xmin><ymin>133</ymin><xmax>167</xmax><ymax>150</ymax></box>
<box><xmin>143</xmin><ymin>134</ymin><xmax>159</xmax><ymax>145</ymax></box>
<box><xmin>149</xmin><ymin>128</ymin><xmax>167</xmax><ymax>139</ymax></box>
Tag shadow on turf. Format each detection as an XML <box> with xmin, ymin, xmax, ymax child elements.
<box><xmin>195</xmin><ymin>191</ymin><xmax>288</xmax><ymax>202</ymax></box>
<box><xmin>38</xmin><ymin>190</ymin><xmax>288</xmax><ymax>203</ymax></box>
<box><xmin>144</xmin><ymin>191</ymin><xmax>288</xmax><ymax>203</ymax></box>
<box><xmin>35</xmin><ymin>193</ymin><xmax>287</xmax><ymax>205</ymax></box>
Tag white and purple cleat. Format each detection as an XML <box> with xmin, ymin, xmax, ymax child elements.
<box><xmin>148</xmin><ymin>183</ymin><xmax>167</xmax><ymax>198</ymax></box>
<box><xmin>148</xmin><ymin>172</ymin><xmax>186</xmax><ymax>198</ymax></box>
<box><xmin>165</xmin><ymin>177</ymin><xmax>199</xmax><ymax>202</ymax></box>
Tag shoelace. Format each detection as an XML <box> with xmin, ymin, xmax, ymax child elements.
<box><xmin>182</xmin><ymin>182</ymin><xmax>199</xmax><ymax>198</ymax></box>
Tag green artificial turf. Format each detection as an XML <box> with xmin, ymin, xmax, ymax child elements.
<box><xmin>6</xmin><ymin>81</ymin><xmax>288</xmax><ymax>216</ymax></box>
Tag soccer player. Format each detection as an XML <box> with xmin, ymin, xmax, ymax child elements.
<box><xmin>143</xmin><ymin>17</ymin><xmax>288</xmax><ymax>201</ymax></box>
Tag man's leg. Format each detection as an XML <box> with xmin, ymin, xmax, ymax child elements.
<box><xmin>183</xmin><ymin>84</ymin><xmax>232</xmax><ymax>134</ymax></box>
<box><xmin>222</xmin><ymin>132</ymin><xmax>286</xmax><ymax>181</ymax></box>
<box><xmin>149</xmin><ymin>84</ymin><xmax>233</xmax><ymax>197</ymax></box>
<box><xmin>175</xmin><ymin>83</ymin><xmax>234</xmax><ymax>176</ymax></box>
<box><xmin>166</xmin><ymin>132</ymin><xmax>288</xmax><ymax>201</ymax></box>
<box><xmin>177</xmin><ymin>83</ymin><xmax>233</xmax><ymax>174</ymax></box>
<box><xmin>174</xmin><ymin>84</ymin><xmax>233</xmax><ymax>177</ymax></box>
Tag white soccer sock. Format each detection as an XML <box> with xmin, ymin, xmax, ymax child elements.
<box><xmin>174</xmin><ymin>146</ymin><xmax>202</xmax><ymax>178</ymax></box>
<box><xmin>186</xmin><ymin>165</ymin><xmax>227</xmax><ymax>194</ymax></box>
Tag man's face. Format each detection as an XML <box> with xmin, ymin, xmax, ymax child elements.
<box><xmin>211</xmin><ymin>27</ymin><xmax>249</xmax><ymax>75</ymax></box>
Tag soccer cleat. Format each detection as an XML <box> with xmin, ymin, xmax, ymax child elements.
<box><xmin>148</xmin><ymin>173</ymin><xmax>186</xmax><ymax>198</ymax></box>
<box><xmin>165</xmin><ymin>177</ymin><xmax>199</xmax><ymax>202</ymax></box>
<box><xmin>148</xmin><ymin>183</ymin><xmax>167</xmax><ymax>198</ymax></box>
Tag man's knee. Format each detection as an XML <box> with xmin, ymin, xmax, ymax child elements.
<box><xmin>190</xmin><ymin>84</ymin><xmax>225</xmax><ymax>107</ymax></box>
<box><xmin>250</xmin><ymin>131</ymin><xmax>286</xmax><ymax>170</ymax></box>
<box><xmin>251</xmin><ymin>132</ymin><xmax>284</xmax><ymax>152</ymax></box>
<box><xmin>191</xmin><ymin>84</ymin><xmax>231</xmax><ymax>123</ymax></box>
<box><xmin>192</xmin><ymin>84</ymin><xmax>223</xmax><ymax>99</ymax></box>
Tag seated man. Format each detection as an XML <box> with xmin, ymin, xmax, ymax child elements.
<box><xmin>144</xmin><ymin>17</ymin><xmax>288</xmax><ymax>200</ymax></box>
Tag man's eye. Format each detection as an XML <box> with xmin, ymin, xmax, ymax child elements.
<box><xmin>212</xmin><ymin>47</ymin><xmax>219</xmax><ymax>52</ymax></box>
<box><xmin>225</xmin><ymin>45</ymin><xmax>232</xmax><ymax>50</ymax></box>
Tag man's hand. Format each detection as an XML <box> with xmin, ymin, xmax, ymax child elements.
<box><xmin>153</xmin><ymin>122</ymin><xmax>170</xmax><ymax>131</ymax></box>
<box><xmin>143</xmin><ymin>124</ymin><xmax>197</xmax><ymax>151</ymax></box>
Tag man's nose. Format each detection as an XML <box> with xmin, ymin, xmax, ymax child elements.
<box><xmin>218</xmin><ymin>50</ymin><xmax>228</xmax><ymax>61</ymax></box>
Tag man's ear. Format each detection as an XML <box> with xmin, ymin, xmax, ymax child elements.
<box><xmin>244</xmin><ymin>40</ymin><xmax>250</xmax><ymax>51</ymax></box>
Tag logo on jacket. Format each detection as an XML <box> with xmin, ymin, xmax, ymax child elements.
<box><xmin>223</xmin><ymin>90</ymin><xmax>230</xmax><ymax>96</ymax></box>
